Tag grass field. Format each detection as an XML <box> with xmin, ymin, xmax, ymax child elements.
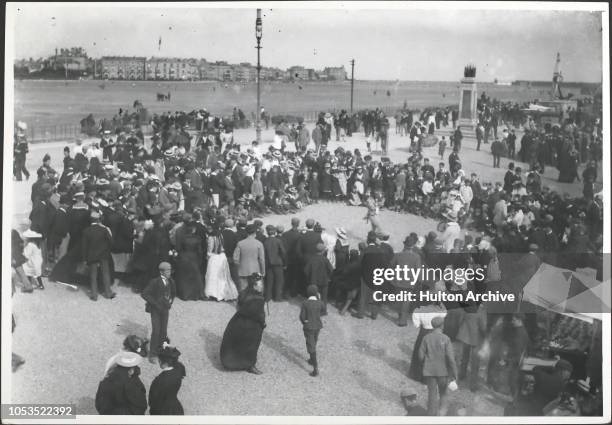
<box><xmin>13</xmin><ymin>79</ymin><xmax>554</xmax><ymax>128</ymax></box>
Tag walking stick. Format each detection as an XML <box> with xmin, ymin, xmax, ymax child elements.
<box><xmin>54</xmin><ymin>281</ymin><xmax>79</xmax><ymax>291</ymax></box>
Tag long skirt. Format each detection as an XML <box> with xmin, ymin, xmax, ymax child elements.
<box><xmin>50</xmin><ymin>245</ymin><xmax>87</xmax><ymax>285</ymax></box>
<box><xmin>408</xmin><ymin>327</ymin><xmax>432</xmax><ymax>383</ymax></box>
<box><xmin>175</xmin><ymin>252</ymin><xmax>205</xmax><ymax>301</ymax></box>
<box><xmin>111</xmin><ymin>253</ymin><xmax>131</xmax><ymax>273</ymax></box>
<box><xmin>220</xmin><ymin>314</ymin><xmax>264</xmax><ymax>370</ymax></box>
<box><xmin>337</xmin><ymin>174</ymin><xmax>347</xmax><ymax>195</ymax></box>
<box><xmin>205</xmin><ymin>254</ymin><xmax>238</xmax><ymax>301</ymax></box>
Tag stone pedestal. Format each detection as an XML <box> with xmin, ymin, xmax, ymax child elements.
<box><xmin>457</xmin><ymin>77</ymin><xmax>478</xmax><ymax>129</ymax></box>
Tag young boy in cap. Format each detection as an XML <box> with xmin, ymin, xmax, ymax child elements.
<box><xmin>300</xmin><ymin>284</ymin><xmax>325</xmax><ymax>377</ymax></box>
<box><xmin>418</xmin><ymin>315</ymin><xmax>458</xmax><ymax>416</ymax></box>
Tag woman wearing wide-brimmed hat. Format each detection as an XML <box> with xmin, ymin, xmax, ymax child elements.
<box><xmin>95</xmin><ymin>351</ymin><xmax>147</xmax><ymax>415</ymax></box>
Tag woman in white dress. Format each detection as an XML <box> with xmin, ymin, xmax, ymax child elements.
<box><xmin>204</xmin><ymin>226</ymin><xmax>238</xmax><ymax>301</ymax></box>
<box><xmin>320</xmin><ymin>230</ymin><xmax>338</xmax><ymax>269</ymax></box>
<box><xmin>332</xmin><ymin>166</ymin><xmax>348</xmax><ymax>197</ymax></box>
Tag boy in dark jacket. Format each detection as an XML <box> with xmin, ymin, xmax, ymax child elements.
<box><xmin>418</xmin><ymin>316</ymin><xmax>458</xmax><ymax>416</ymax></box>
<box><xmin>300</xmin><ymin>284</ymin><xmax>325</xmax><ymax>377</ymax></box>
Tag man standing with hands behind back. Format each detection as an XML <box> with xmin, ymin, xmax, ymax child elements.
<box><xmin>142</xmin><ymin>262</ymin><xmax>176</xmax><ymax>363</ymax></box>
<box><xmin>233</xmin><ymin>224</ymin><xmax>266</xmax><ymax>292</ymax></box>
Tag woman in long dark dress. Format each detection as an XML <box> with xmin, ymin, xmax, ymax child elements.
<box><xmin>149</xmin><ymin>345</ymin><xmax>186</xmax><ymax>415</ymax></box>
<box><xmin>127</xmin><ymin>216</ymin><xmax>170</xmax><ymax>292</ymax></box>
<box><xmin>49</xmin><ymin>194</ymin><xmax>91</xmax><ymax>285</ymax></box>
<box><xmin>175</xmin><ymin>221</ymin><xmax>205</xmax><ymax>300</ymax></box>
<box><xmin>336</xmin><ymin>249</ymin><xmax>362</xmax><ymax>315</ymax></box>
<box><xmin>220</xmin><ymin>273</ymin><xmax>266</xmax><ymax>374</ymax></box>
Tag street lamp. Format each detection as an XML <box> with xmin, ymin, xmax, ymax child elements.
<box><xmin>255</xmin><ymin>9</ymin><xmax>263</xmax><ymax>143</ymax></box>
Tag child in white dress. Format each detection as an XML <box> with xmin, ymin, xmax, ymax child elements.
<box><xmin>22</xmin><ymin>229</ymin><xmax>44</xmax><ymax>290</ymax></box>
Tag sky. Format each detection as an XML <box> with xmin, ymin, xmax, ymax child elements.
<box><xmin>9</xmin><ymin>3</ymin><xmax>604</xmax><ymax>82</ymax></box>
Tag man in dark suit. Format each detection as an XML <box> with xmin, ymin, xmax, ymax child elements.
<box><xmin>421</xmin><ymin>158</ymin><xmax>435</xmax><ymax>178</ymax></box>
<box><xmin>263</xmin><ymin>225</ymin><xmax>287</xmax><ymax>302</ymax></box>
<box><xmin>230</xmin><ymin>158</ymin><xmax>246</xmax><ymax>201</ymax></box>
<box><xmin>296</xmin><ymin>219</ymin><xmax>323</xmax><ymax>296</ymax></box>
<box><xmin>281</xmin><ymin>218</ymin><xmax>302</xmax><ymax>298</ymax></box>
<box><xmin>503</xmin><ymin>163</ymin><xmax>516</xmax><ymax>193</ymax></box>
<box><xmin>31</xmin><ymin>168</ymin><xmax>48</xmax><ymax>204</ymax></box>
<box><xmin>390</xmin><ymin>234</ymin><xmax>422</xmax><ymax>326</ymax></box>
<box><xmin>296</xmin><ymin>218</ymin><xmax>322</xmax><ymax>266</ymax></box>
<box><xmin>378</xmin><ymin>233</ymin><xmax>395</xmax><ymax>264</ymax></box>
<box><xmin>354</xmin><ymin>231</ymin><xmax>387</xmax><ymax>320</ymax></box>
<box><xmin>236</xmin><ymin>218</ymin><xmax>248</xmax><ymax>241</ymax></box>
<box><xmin>82</xmin><ymin>210</ymin><xmax>115</xmax><ymax>301</ymax></box>
<box><xmin>141</xmin><ymin>262</ymin><xmax>175</xmax><ymax>363</ymax></box>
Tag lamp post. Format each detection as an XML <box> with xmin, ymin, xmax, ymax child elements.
<box><xmin>255</xmin><ymin>9</ymin><xmax>263</xmax><ymax>143</ymax></box>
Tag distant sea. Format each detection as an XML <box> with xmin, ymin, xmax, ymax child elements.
<box><xmin>14</xmin><ymin>79</ymin><xmax>552</xmax><ymax>127</ymax></box>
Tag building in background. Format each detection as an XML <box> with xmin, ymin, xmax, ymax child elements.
<box><xmin>199</xmin><ymin>60</ymin><xmax>235</xmax><ymax>81</ymax></box>
<box><xmin>49</xmin><ymin>48</ymin><xmax>89</xmax><ymax>73</ymax></box>
<box><xmin>322</xmin><ymin>66</ymin><xmax>348</xmax><ymax>81</ymax></box>
<box><xmin>234</xmin><ymin>62</ymin><xmax>256</xmax><ymax>82</ymax></box>
<box><xmin>14</xmin><ymin>58</ymin><xmax>46</xmax><ymax>74</ymax></box>
<box><xmin>288</xmin><ymin>65</ymin><xmax>309</xmax><ymax>81</ymax></box>
<box><xmin>146</xmin><ymin>57</ymin><xmax>199</xmax><ymax>80</ymax></box>
<box><xmin>15</xmin><ymin>48</ymin><xmax>350</xmax><ymax>82</ymax></box>
<box><xmin>261</xmin><ymin>66</ymin><xmax>286</xmax><ymax>81</ymax></box>
<box><xmin>101</xmin><ymin>56</ymin><xmax>146</xmax><ymax>80</ymax></box>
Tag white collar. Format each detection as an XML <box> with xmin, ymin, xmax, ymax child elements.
<box><xmin>307</xmin><ymin>296</ymin><xmax>318</xmax><ymax>300</ymax></box>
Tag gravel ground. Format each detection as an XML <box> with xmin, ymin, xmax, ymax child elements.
<box><xmin>10</xmin><ymin>122</ymin><xmax>591</xmax><ymax>416</ymax></box>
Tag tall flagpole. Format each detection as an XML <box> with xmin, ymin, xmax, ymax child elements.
<box><xmin>350</xmin><ymin>59</ymin><xmax>355</xmax><ymax>114</ymax></box>
<box><xmin>255</xmin><ymin>9</ymin><xmax>263</xmax><ymax>143</ymax></box>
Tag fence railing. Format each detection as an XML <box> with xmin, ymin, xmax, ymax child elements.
<box><xmin>252</xmin><ymin>105</ymin><xmax>401</xmax><ymax>123</ymax></box>
<box><xmin>25</xmin><ymin>106</ymin><xmax>403</xmax><ymax>143</ymax></box>
<box><xmin>27</xmin><ymin>124</ymin><xmax>82</xmax><ymax>143</ymax></box>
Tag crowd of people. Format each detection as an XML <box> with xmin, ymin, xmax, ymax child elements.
<box><xmin>11</xmin><ymin>93</ymin><xmax>604</xmax><ymax>416</ymax></box>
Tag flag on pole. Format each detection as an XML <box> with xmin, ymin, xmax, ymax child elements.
<box><xmin>158</xmin><ymin>36</ymin><xmax>162</xmax><ymax>51</ymax></box>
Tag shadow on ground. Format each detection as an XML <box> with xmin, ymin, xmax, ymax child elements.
<box><xmin>353</xmin><ymin>339</ymin><xmax>409</xmax><ymax>377</ymax></box>
<box><xmin>262</xmin><ymin>332</ymin><xmax>309</xmax><ymax>372</ymax></box>
<box><xmin>114</xmin><ymin>318</ymin><xmax>148</xmax><ymax>338</ymax></box>
<box><xmin>198</xmin><ymin>327</ymin><xmax>224</xmax><ymax>371</ymax></box>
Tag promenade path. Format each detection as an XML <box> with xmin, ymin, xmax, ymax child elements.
<box><xmin>7</xmin><ymin>122</ymin><xmax>592</xmax><ymax>416</ymax></box>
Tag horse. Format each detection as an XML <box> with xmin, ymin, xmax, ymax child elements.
<box><xmin>156</xmin><ymin>92</ymin><xmax>171</xmax><ymax>102</ymax></box>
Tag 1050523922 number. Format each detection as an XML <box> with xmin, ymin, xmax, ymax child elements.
<box><xmin>1</xmin><ymin>404</ymin><xmax>76</xmax><ymax>419</ymax></box>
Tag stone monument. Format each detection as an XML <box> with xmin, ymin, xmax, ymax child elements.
<box><xmin>457</xmin><ymin>65</ymin><xmax>478</xmax><ymax>129</ymax></box>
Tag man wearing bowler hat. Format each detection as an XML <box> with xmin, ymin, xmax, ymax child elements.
<box><xmin>142</xmin><ymin>262</ymin><xmax>176</xmax><ymax>363</ymax></box>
